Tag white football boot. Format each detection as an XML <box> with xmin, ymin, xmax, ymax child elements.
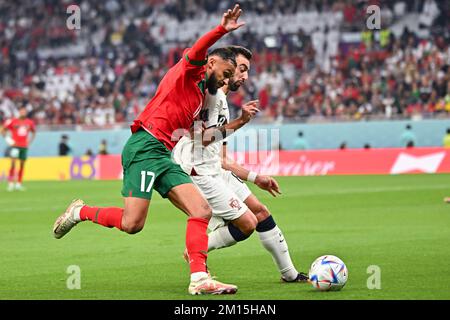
<box><xmin>188</xmin><ymin>274</ymin><xmax>238</xmax><ymax>295</ymax></box>
<box><xmin>53</xmin><ymin>199</ymin><xmax>85</xmax><ymax>239</ymax></box>
<box><xmin>7</xmin><ymin>182</ymin><xmax>14</xmax><ymax>192</ymax></box>
<box><xmin>15</xmin><ymin>183</ymin><xmax>26</xmax><ymax>191</ymax></box>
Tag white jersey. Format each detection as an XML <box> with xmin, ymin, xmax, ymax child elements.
<box><xmin>172</xmin><ymin>89</ymin><xmax>229</xmax><ymax>176</ymax></box>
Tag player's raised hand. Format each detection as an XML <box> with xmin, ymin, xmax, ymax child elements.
<box><xmin>240</xmin><ymin>100</ymin><xmax>259</xmax><ymax>123</ymax></box>
<box><xmin>221</xmin><ymin>4</ymin><xmax>245</xmax><ymax>32</ymax></box>
<box><xmin>255</xmin><ymin>175</ymin><xmax>282</xmax><ymax>197</ymax></box>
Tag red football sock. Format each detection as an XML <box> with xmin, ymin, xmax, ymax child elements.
<box><xmin>8</xmin><ymin>166</ymin><xmax>15</xmax><ymax>182</ymax></box>
<box><xmin>80</xmin><ymin>206</ymin><xmax>123</xmax><ymax>230</ymax></box>
<box><xmin>186</xmin><ymin>217</ymin><xmax>209</xmax><ymax>274</ymax></box>
<box><xmin>18</xmin><ymin>166</ymin><xmax>24</xmax><ymax>183</ymax></box>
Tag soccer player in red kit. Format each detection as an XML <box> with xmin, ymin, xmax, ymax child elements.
<box><xmin>53</xmin><ymin>5</ymin><xmax>246</xmax><ymax>295</ymax></box>
<box><xmin>1</xmin><ymin>106</ymin><xmax>36</xmax><ymax>191</ymax></box>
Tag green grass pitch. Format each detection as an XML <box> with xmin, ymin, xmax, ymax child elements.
<box><xmin>1</xmin><ymin>174</ymin><xmax>450</xmax><ymax>300</ymax></box>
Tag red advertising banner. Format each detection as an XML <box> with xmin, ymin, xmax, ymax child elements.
<box><xmin>232</xmin><ymin>147</ymin><xmax>450</xmax><ymax>176</ymax></box>
<box><xmin>96</xmin><ymin>154</ymin><xmax>123</xmax><ymax>180</ymax></box>
<box><xmin>96</xmin><ymin>147</ymin><xmax>450</xmax><ymax>180</ymax></box>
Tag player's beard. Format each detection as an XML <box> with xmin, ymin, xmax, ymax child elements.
<box><xmin>228</xmin><ymin>78</ymin><xmax>242</xmax><ymax>92</ymax></box>
<box><xmin>207</xmin><ymin>72</ymin><xmax>223</xmax><ymax>95</ymax></box>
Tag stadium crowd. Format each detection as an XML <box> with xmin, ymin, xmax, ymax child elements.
<box><xmin>0</xmin><ymin>0</ymin><xmax>449</xmax><ymax>126</ymax></box>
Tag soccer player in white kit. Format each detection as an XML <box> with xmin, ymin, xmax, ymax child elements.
<box><xmin>173</xmin><ymin>46</ymin><xmax>308</xmax><ymax>283</ymax></box>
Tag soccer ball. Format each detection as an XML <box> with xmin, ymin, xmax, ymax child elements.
<box><xmin>308</xmin><ymin>255</ymin><xmax>348</xmax><ymax>291</ymax></box>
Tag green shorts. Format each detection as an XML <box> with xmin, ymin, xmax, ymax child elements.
<box><xmin>10</xmin><ymin>147</ymin><xmax>28</xmax><ymax>161</ymax></box>
<box><xmin>121</xmin><ymin>129</ymin><xmax>192</xmax><ymax>200</ymax></box>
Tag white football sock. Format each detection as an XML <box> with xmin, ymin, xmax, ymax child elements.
<box><xmin>190</xmin><ymin>272</ymin><xmax>209</xmax><ymax>282</ymax></box>
<box><xmin>258</xmin><ymin>225</ymin><xmax>298</xmax><ymax>281</ymax></box>
<box><xmin>207</xmin><ymin>225</ymin><xmax>237</xmax><ymax>251</ymax></box>
<box><xmin>72</xmin><ymin>206</ymin><xmax>82</xmax><ymax>222</ymax></box>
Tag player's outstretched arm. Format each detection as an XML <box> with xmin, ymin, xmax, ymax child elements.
<box><xmin>186</xmin><ymin>4</ymin><xmax>245</xmax><ymax>64</ymax></box>
<box><xmin>221</xmin><ymin>144</ymin><xmax>282</xmax><ymax>197</ymax></box>
<box><xmin>221</xmin><ymin>4</ymin><xmax>245</xmax><ymax>32</ymax></box>
<box><xmin>202</xmin><ymin>100</ymin><xmax>259</xmax><ymax>146</ymax></box>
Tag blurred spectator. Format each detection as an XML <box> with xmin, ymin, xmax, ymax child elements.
<box><xmin>0</xmin><ymin>0</ymin><xmax>447</xmax><ymax>126</ymax></box>
<box><xmin>443</xmin><ymin>128</ymin><xmax>450</xmax><ymax>148</ymax></box>
<box><xmin>400</xmin><ymin>124</ymin><xmax>417</xmax><ymax>147</ymax></box>
<box><xmin>98</xmin><ymin>139</ymin><xmax>109</xmax><ymax>155</ymax></box>
<box><xmin>293</xmin><ymin>131</ymin><xmax>309</xmax><ymax>150</ymax></box>
<box><xmin>339</xmin><ymin>141</ymin><xmax>347</xmax><ymax>150</ymax></box>
<box><xmin>58</xmin><ymin>134</ymin><xmax>72</xmax><ymax>156</ymax></box>
<box><xmin>85</xmin><ymin>149</ymin><xmax>94</xmax><ymax>157</ymax></box>
<box><xmin>4</xmin><ymin>146</ymin><xmax>12</xmax><ymax>157</ymax></box>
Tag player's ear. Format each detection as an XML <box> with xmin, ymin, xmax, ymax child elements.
<box><xmin>207</xmin><ymin>56</ymin><xmax>216</xmax><ymax>69</ymax></box>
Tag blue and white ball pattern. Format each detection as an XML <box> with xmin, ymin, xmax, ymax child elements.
<box><xmin>309</xmin><ymin>255</ymin><xmax>348</xmax><ymax>291</ymax></box>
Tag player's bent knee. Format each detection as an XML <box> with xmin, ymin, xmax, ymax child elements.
<box><xmin>253</xmin><ymin>204</ymin><xmax>271</xmax><ymax>222</ymax></box>
<box><xmin>240</xmin><ymin>222</ymin><xmax>256</xmax><ymax>236</ymax></box>
<box><xmin>189</xmin><ymin>202</ymin><xmax>212</xmax><ymax>220</ymax></box>
<box><xmin>121</xmin><ymin>209</ymin><xmax>147</xmax><ymax>234</ymax></box>
<box><xmin>235</xmin><ymin>211</ymin><xmax>258</xmax><ymax>235</ymax></box>
<box><xmin>122</xmin><ymin>220</ymin><xmax>145</xmax><ymax>234</ymax></box>
<box><xmin>190</xmin><ymin>207</ymin><xmax>212</xmax><ymax>220</ymax></box>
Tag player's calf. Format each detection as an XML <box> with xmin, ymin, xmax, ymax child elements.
<box><xmin>208</xmin><ymin>210</ymin><xmax>257</xmax><ymax>251</ymax></box>
<box><xmin>53</xmin><ymin>199</ymin><xmax>145</xmax><ymax>238</ymax></box>
<box><xmin>243</xmin><ymin>195</ymin><xmax>308</xmax><ymax>283</ymax></box>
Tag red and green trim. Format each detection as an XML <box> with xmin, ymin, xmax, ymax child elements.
<box><xmin>197</xmin><ymin>72</ymin><xmax>209</xmax><ymax>94</ymax></box>
<box><xmin>185</xmin><ymin>54</ymin><xmax>207</xmax><ymax>66</ymax></box>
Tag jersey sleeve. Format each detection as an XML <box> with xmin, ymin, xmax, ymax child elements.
<box><xmin>183</xmin><ymin>24</ymin><xmax>228</xmax><ymax>72</ymax></box>
<box><xmin>3</xmin><ymin>119</ymin><xmax>13</xmax><ymax>130</ymax></box>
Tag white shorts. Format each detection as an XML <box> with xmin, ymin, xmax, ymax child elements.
<box><xmin>220</xmin><ymin>169</ymin><xmax>252</xmax><ymax>202</ymax></box>
<box><xmin>192</xmin><ymin>171</ymin><xmax>251</xmax><ymax>231</ymax></box>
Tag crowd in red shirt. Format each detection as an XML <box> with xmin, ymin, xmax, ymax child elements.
<box><xmin>0</xmin><ymin>0</ymin><xmax>448</xmax><ymax>126</ymax></box>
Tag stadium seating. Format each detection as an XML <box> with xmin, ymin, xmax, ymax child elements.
<box><xmin>0</xmin><ymin>0</ymin><xmax>448</xmax><ymax>126</ymax></box>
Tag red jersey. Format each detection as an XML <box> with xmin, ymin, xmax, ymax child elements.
<box><xmin>131</xmin><ymin>25</ymin><xmax>228</xmax><ymax>150</ymax></box>
<box><xmin>3</xmin><ymin>117</ymin><xmax>36</xmax><ymax>148</ymax></box>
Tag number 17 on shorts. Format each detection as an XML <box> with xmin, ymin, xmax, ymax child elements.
<box><xmin>140</xmin><ymin>171</ymin><xmax>155</xmax><ymax>193</ymax></box>
<box><xmin>121</xmin><ymin>167</ymin><xmax>156</xmax><ymax>200</ymax></box>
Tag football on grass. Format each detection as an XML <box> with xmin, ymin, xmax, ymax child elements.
<box><xmin>309</xmin><ymin>255</ymin><xmax>348</xmax><ymax>291</ymax></box>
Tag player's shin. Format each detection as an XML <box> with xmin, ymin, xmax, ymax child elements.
<box><xmin>186</xmin><ymin>217</ymin><xmax>209</xmax><ymax>280</ymax></box>
<box><xmin>208</xmin><ymin>223</ymin><xmax>249</xmax><ymax>251</ymax></box>
<box><xmin>17</xmin><ymin>164</ymin><xmax>24</xmax><ymax>184</ymax></box>
<box><xmin>8</xmin><ymin>166</ymin><xmax>15</xmax><ymax>183</ymax></box>
<box><xmin>78</xmin><ymin>205</ymin><xmax>124</xmax><ymax>230</ymax></box>
<box><xmin>256</xmin><ymin>215</ymin><xmax>299</xmax><ymax>281</ymax></box>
